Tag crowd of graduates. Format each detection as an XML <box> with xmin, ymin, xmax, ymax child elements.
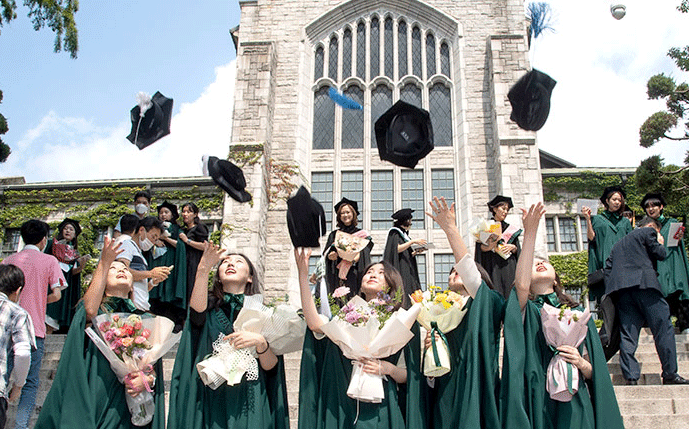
<box><xmin>1</xmin><ymin>181</ymin><xmax>687</xmax><ymax>429</ymax></box>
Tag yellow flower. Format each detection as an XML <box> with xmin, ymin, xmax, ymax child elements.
<box><xmin>434</xmin><ymin>293</ymin><xmax>447</xmax><ymax>303</ymax></box>
<box><xmin>441</xmin><ymin>300</ymin><xmax>452</xmax><ymax>309</ymax></box>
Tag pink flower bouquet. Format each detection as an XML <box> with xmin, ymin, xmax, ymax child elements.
<box><xmin>319</xmin><ymin>295</ymin><xmax>421</xmax><ymax>403</ymax></box>
<box><xmin>86</xmin><ymin>313</ymin><xmax>181</xmax><ymax>426</ymax></box>
<box><xmin>540</xmin><ymin>303</ymin><xmax>592</xmax><ymax>402</ymax></box>
<box><xmin>334</xmin><ymin>230</ymin><xmax>372</xmax><ymax>279</ymax></box>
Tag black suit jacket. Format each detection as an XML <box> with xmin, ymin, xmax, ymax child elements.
<box><xmin>604</xmin><ymin>226</ymin><xmax>667</xmax><ymax>295</ymax></box>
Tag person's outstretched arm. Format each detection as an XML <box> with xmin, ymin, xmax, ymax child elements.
<box><xmin>514</xmin><ymin>203</ymin><xmax>545</xmax><ymax>311</ymax></box>
<box><xmin>294</xmin><ymin>247</ymin><xmax>325</xmax><ymax>334</ymax></box>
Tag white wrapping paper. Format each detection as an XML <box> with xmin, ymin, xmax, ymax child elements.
<box><xmin>319</xmin><ymin>296</ymin><xmax>421</xmax><ymax>403</ymax></box>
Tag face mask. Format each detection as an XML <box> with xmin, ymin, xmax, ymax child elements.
<box><xmin>139</xmin><ymin>236</ymin><xmax>154</xmax><ymax>252</ymax></box>
<box><xmin>135</xmin><ymin>203</ymin><xmax>149</xmax><ymax>215</ymax></box>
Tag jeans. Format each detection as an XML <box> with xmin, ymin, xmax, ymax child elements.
<box><xmin>13</xmin><ymin>337</ymin><xmax>43</xmax><ymax>429</ymax></box>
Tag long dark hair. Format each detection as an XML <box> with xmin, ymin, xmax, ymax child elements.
<box><xmin>210</xmin><ymin>253</ymin><xmax>260</xmax><ymax>307</ymax></box>
<box><xmin>57</xmin><ymin>221</ymin><xmax>79</xmax><ymax>250</ymax></box>
<box><xmin>360</xmin><ymin>260</ymin><xmax>404</xmax><ymax>310</ymax></box>
<box><xmin>181</xmin><ymin>202</ymin><xmax>201</xmax><ymax>227</ymax></box>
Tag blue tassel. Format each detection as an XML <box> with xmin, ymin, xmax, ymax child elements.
<box><xmin>528</xmin><ymin>2</ymin><xmax>556</xmax><ymax>39</ymax></box>
<box><xmin>328</xmin><ymin>87</ymin><xmax>363</xmax><ymax>110</ymax></box>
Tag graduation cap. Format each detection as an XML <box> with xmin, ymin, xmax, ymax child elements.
<box><xmin>57</xmin><ymin>218</ymin><xmax>82</xmax><ymax>237</ymax></box>
<box><xmin>374</xmin><ymin>101</ymin><xmax>434</xmax><ymax>169</ymax></box>
<box><xmin>334</xmin><ymin>197</ymin><xmax>359</xmax><ymax>215</ymax></box>
<box><xmin>640</xmin><ymin>193</ymin><xmax>666</xmax><ymax>209</ymax></box>
<box><xmin>156</xmin><ymin>201</ymin><xmax>179</xmax><ymax>221</ymax></box>
<box><xmin>507</xmin><ymin>69</ymin><xmax>556</xmax><ymax>132</ymax></box>
<box><xmin>391</xmin><ymin>208</ymin><xmax>414</xmax><ymax>221</ymax></box>
<box><xmin>202</xmin><ymin>155</ymin><xmax>252</xmax><ymax>203</ymax></box>
<box><xmin>599</xmin><ymin>186</ymin><xmax>626</xmax><ymax>205</ymax></box>
<box><xmin>286</xmin><ymin>186</ymin><xmax>327</xmax><ymax>248</ymax></box>
<box><xmin>126</xmin><ymin>91</ymin><xmax>173</xmax><ymax>150</ymax></box>
<box><xmin>487</xmin><ymin>195</ymin><xmax>514</xmax><ymax>212</ymax></box>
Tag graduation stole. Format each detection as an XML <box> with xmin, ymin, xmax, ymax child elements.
<box><xmin>600</xmin><ymin>210</ymin><xmax>623</xmax><ymax>233</ymax></box>
<box><xmin>213</xmin><ymin>293</ymin><xmax>245</xmax><ymax>334</ymax></box>
<box><xmin>389</xmin><ymin>227</ymin><xmax>411</xmax><ymax>242</ymax></box>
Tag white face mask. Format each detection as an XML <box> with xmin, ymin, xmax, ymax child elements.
<box><xmin>135</xmin><ymin>203</ymin><xmax>149</xmax><ymax>215</ymax></box>
<box><xmin>139</xmin><ymin>236</ymin><xmax>154</xmax><ymax>252</ymax></box>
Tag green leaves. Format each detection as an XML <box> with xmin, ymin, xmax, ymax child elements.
<box><xmin>639</xmin><ymin>111</ymin><xmax>678</xmax><ymax>148</ymax></box>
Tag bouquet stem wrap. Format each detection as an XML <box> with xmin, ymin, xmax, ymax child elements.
<box><xmin>320</xmin><ymin>296</ymin><xmax>421</xmax><ymax>403</ymax></box>
<box><xmin>540</xmin><ymin>303</ymin><xmax>591</xmax><ymax>402</ymax></box>
<box><xmin>334</xmin><ymin>230</ymin><xmax>371</xmax><ymax>280</ymax></box>
<box><xmin>424</xmin><ymin>321</ymin><xmax>451</xmax><ymax>377</ymax></box>
<box><xmin>85</xmin><ymin>313</ymin><xmax>181</xmax><ymax>426</ymax></box>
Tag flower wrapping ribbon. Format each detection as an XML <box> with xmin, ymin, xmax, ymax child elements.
<box><xmin>423</xmin><ymin>321</ymin><xmax>451</xmax><ymax>377</ymax></box>
<box><xmin>124</xmin><ymin>364</ymin><xmax>155</xmax><ymax>393</ymax></box>
<box><xmin>549</xmin><ymin>345</ymin><xmax>575</xmax><ymax>395</ymax></box>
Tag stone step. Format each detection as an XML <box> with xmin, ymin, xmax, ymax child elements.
<box><xmin>622</xmin><ymin>413</ymin><xmax>689</xmax><ymax>429</ymax></box>
<box><xmin>614</xmin><ymin>385</ymin><xmax>689</xmax><ymax>399</ymax></box>
<box><xmin>608</xmin><ymin>361</ymin><xmax>689</xmax><ymax>376</ymax></box>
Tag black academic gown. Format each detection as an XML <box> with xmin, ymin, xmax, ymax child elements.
<box><xmin>384</xmin><ymin>228</ymin><xmax>420</xmax><ymax>301</ymax></box>
<box><xmin>474</xmin><ymin>220</ymin><xmax>520</xmax><ymax>299</ymax></box>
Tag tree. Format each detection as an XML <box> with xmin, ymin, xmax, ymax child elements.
<box><xmin>637</xmin><ymin>1</ymin><xmax>689</xmax><ymax>199</ymax></box>
<box><xmin>0</xmin><ymin>0</ymin><xmax>79</xmax><ymax>162</ymax></box>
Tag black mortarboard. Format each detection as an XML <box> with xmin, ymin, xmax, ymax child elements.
<box><xmin>202</xmin><ymin>155</ymin><xmax>252</xmax><ymax>203</ymax></box>
<box><xmin>156</xmin><ymin>200</ymin><xmax>179</xmax><ymax>221</ymax></box>
<box><xmin>600</xmin><ymin>186</ymin><xmax>626</xmax><ymax>205</ymax></box>
<box><xmin>334</xmin><ymin>197</ymin><xmax>359</xmax><ymax>215</ymax></box>
<box><xmin>640</xmin><ymin>193</ymin><xmax>666</xmax><ymax>209</ymax></box>
<box><xmin>126</xmin><ymin>91</ymin><xmax>174</xmax><ymax>149</ymax></box>
<box><xmin>391</xmin><ymin>208</ymin><xmax>414</xmax><ymax>221</ymax></box>
<box><xmin>487</xmin><ymin>195</ymin><xmax>514</xmax><ymax>212</ymax></box>
<box><xmin>374</xmin><ymin>100</ymin><xmax>434</xmax><ymax>169</ymax></box>
<box><xmin>58</xmin><ymin>218</ymin><xmax>81</xmax><ymax>237</ymax></box>
<box><xmin>286</xmin><ymin>186</ymin><xmax>327</xmax><ymax>248</ymax></box>
<box><xmin>507</xmin><ymin>69</ymin><xmax>556</xmax><ymax>131</ymax></box>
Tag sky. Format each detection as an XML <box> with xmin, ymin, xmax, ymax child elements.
<box><xmin>0</xmin><ymin>0</ymin><xmax>687</xmax><ymax>183</ymax></box>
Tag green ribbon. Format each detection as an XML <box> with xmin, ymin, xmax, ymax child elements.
<box><xmin>429</xmin><ymin>321</ymin><xmax>449</xmax><ymax>368</ymax></box>
<box><xmin>549</xmin><ymin>345</ymin><xmax>575</xmax><ymax>395</ymax></box>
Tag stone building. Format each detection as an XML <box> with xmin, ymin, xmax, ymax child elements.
<box><xmin>225</xmin><ymin>0</ymin><xmax>546</xmax><ymax>295</ymax></box>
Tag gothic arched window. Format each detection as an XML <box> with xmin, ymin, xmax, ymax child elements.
<box><xmin>313</xmin><ymin>86</ymin><xmax>335</xmax><ymax>149</ymax></box>
<box><xmin>398</xmin><ymin>20</ymin><xmax>407</xmax><ymax>78</ymax></box>
<box><xmin>342</xmin><ymin>85</ymin><xmax>364</xmax><ymax>149</ymax></box>
<box><xmin>328</xmin><ymin>35</ymin><xmax>339</xmax><ymax>81</ymax></box>
<box><xmin>314</xmin><ymin>46</ymin><xmax>324</xmax><ymax>79</ymax></box>
<box><xmin>343</xmin><ymin>28</ymin><xmax>352</xmax><ymax>79</ymax></box>
<box><xmin>429</xmin><ymin>82</ymin><xmax>452</xmax><ymax>147</ymax></box>
<box><xmin>370</xmin><ymin>85</ymin><xmax>392</xmax><ymax>148</ymax></box>
<box><xmin>426</xmin><ymin>33</ymin><xmax>436</xmax><ymax>77</ymax></box>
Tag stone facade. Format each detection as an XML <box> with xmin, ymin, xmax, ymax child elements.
<box><xmin>225</xmin><ymin>0</ymin><xmax>545</xmax><ymax>294</ymax></box>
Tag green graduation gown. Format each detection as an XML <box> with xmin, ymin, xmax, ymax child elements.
<box><xmin>35</xmin><ymin>299</ymin><xmax>166</xmax><ymax>429</ymax></box>
<box><xmin>657</xmin><ymin>216</ymin><xmax>689</xmax><ymax>301</ymax></box>
<box><xmin>147</xmin><ymin>223</ymin><xmax>188</xmax><ymax>308</ymax></box>
<box><xmin>167</xmin><ymin>293</ymin><xmax>289</xmax><ymax>429</ymax></box>
<box><xmin>587</xmin><ymin>211</ymin><xmax>632</xmax><ymax>300</ymax></box>
<box><xmin>405</xmin><ymin>283</ymin><xmax>505</xmax><ymax>429</ymax></box>
<box><xmin>502</xmin><ymin>292</ymin><xmax>624</xmax><ymax>429</ymax></box>
<box><xmin>45</xmin><ymin>238</ymin><xmax>82</xmax><ymax>330</ymax></box>
<box><xmin>297</xmin><ymin>328</ymin><xmax>405</xmax><ymax>429</ymax></box>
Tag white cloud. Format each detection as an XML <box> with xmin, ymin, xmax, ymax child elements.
<box><xmin>4</xmin><ymin>60</ymin><xmax>237</xmax><ymax>182</ymax></box>
<box><xmin>533</xmin><ymin>0</ymin><xmax>688</xmax><ymax>168</ymax></box>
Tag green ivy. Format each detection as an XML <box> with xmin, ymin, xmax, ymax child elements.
<box><xmin>550</xmin><ymin>251</ymin><xmax>588</xmax><ymax>290</ymax></box>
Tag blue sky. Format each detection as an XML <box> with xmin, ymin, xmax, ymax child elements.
<box><xmin>0</xmin><ymin>0</ymin><xmax>687</xmax><ymax>182</ymax></box>
<box><xmin>1</xmin><ymin>0</ymin><xmax>240</xmax><ymax>181</ymax></box>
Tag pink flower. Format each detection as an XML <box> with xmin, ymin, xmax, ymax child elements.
<box><xmin>141</xmin><ymin>329</ymin><xmax>151</xmax><ymax>339</ymax></box>
<box><xmin>333</xmin><ymin>286</ymin><xmax>351</xmax><ymax>298</ymax></box>
<box><xmin>99</xmin><ymin>321</ymin><xmax>111</xmax><ymax>332</ymax></box>
<box><xmin>345</xmin><ymin>311</ymin><xmax>361</xmax><ymax>324</ymax></box>
<box><xmin>112</xmin><ymin>315</ymin><xmax>120</xmax><ymax>322</ymax></box>
<box><xmin>104</xmin><ymin>331</ymin><xmax>114</xmax><ymax>342</ymax></box>
<box><xmin>135</xmin><ymin>336</ymin><xmax>147</xmax><ymax>344</ymax></box>
<box><xmin>121</xmin><ymin>338</ymin><xmax>134</xmax><ymax>348</ymax></box>
<box><xmin>134</xmin><ymin>321</ymin><xmax>142</xmax><ymax>330</ymax></box>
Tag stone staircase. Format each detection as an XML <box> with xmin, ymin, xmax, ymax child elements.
<box><xmin>7</xmin><ymin>330</ymin><xmax>689</xmax><ymax>428</ymax></box>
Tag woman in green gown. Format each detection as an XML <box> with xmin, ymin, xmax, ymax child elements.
<box><xmin>167</xmin><ymin>242</ymin><xmax>289</xmax><ymax>429</ymax></box>
<box><xmin>582</xmin><ymin>186</ymin><xmax>632</xmax><ymax>302</ymax></box>
<box><xmin>295</xmin><ymin>247</ymin><xmax>408</xmax><ymax>429</ymax></box>
<box><xmin>502</xmin><ymin>203</ymin><xmax>624</xmax><ymax>429</ymax></box>
<box><xmin>35</xmin><ymin>237</ymin><xmax>165</xmax><ymax>429</ymax></box>
<box><xmin>147</xmin><ymin>201</ymin><xmax>187</xmax><ymax>331</ymax></box>
<box><xmin>405</xmin><ymin>197</ymin><xmax>505</xmax><ymax>429</ymax></box>
<box><xmin>641</xmin><ymin>193</ymin><xmax>689</xmax><ymax>332</ymax></box>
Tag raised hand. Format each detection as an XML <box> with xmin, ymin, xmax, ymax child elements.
<box><xmin>294</xmin><ymin>247</ymin><xmax>312</xmax><ymax>275</ymax></box>
<box><xmin>521</xmin><ymin>202</ymin><xmax>546</xmax><ymax>235</ymax></box>
<box><xmin>426</xmin><ymin>196</ymin><xmax>456</xmax><ymax>231</ymax></box>
<box><xmin>197</xmin><ymin>241</ymin><xmax>226</xmax><ymax>271</ymax></box>
<box><xmin>100</xmin><ymin>237</ymin><xmax>124</xmax><ymax>265</ymax></box>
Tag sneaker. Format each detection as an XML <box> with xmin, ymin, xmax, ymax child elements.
<box><xmin>662</xmin><ymin>375</ymin><xmax>689</xmax><ymax>385</ymax></box>
<box><xmin>626</xmin><ymin>379</ymin><xmax>638</xmax><ymax>385</ymax></box>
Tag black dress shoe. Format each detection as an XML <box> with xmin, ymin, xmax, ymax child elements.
<box><xmin>662</xmin><ymin>375</ymin><xmax>689</xmax><ymax>385</ymax></box>
<box><xmin>626</xmin><ymin>379</ymin><xmax>638</xmax><ymax>385</ymax></box>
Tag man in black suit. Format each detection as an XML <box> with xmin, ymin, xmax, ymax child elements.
<box><xmin>605</xmin><ymin>216</ymin><xmax>689</xmax><ymax>385</ymax></box>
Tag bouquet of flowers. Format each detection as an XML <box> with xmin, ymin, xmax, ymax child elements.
<box><xmin>320</xmin><ymin>288</ymin><xmax>421</xmax><ymax>403</ymax></box>
<box><xmin>86</xmin><ymin>313</ymin><xmax>181</xmax><ymax>426</ymax></box>
<box><xmin>540</xmin><ymin>303</ymin><xmax>591</xmax><ymax>402</ymax></box>
<box><xmin>333</xmin><ymin>230</ymin><xmax>372</xmax><ymax>279</ymax></box>
<box><xmin>468</xmin><ymin>218</ymin><xmax>522</xmax><ymax>260</ymax></box>
<box><xmin>196</xmin><ymin>294</ymin><xmax>306</xmax><ymax>388</ymax></box>
<box><xmin>51</xmin><ymin>239</ymin><xmax>80</xmax><ymax>264</ymax></box>
<box><xmin>410</xmin><ymin>286</ymin><xmax>469</xmax><ymax>377</ymax></box>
